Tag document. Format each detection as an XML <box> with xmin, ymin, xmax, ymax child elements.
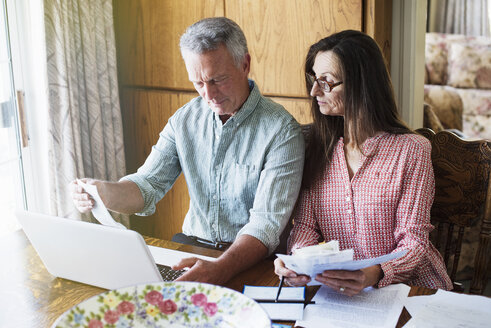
<box><xmin>243</xmin><ymin>285</ymin><xmax>306</xmax><ymax>321</ymax></box>
<box><xmin>76</xmin><ymin>179</ymin><xmax>126</xmax><ymax>229</ymax></box>
<box><xmin>259</xmin><ymin>303</ymin><xmax>304</xmax><ymax>321</ymax></box>
<box><xmin>276</xmin><ymin>250</ymin><xmax>407</xmax><ymax>286</ymax></box>
<box><xmin>295</xmin><ymin>284</ymin><xmax>410</xmax><ymax>328</ymax></box>
<box><xmin>243</xmin><ymin>285</ymin><xmax>305</xmax><ymax>301</ymax></box>
<box><xmin>404</xmin><ymin>289</ymin><xmax>491</xmax><ymax>328</ymax></box>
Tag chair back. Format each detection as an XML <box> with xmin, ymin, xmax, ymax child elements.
<box><xmin>417</xmin><ymin>128</ymin><xmax>491</xmax><ymax>294</ymax></box>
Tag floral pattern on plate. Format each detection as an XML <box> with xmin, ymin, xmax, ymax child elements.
<box><xmin>53</xmin><ymin>281</ymin><xmax>271</xmax><ymax>328</ymax></box>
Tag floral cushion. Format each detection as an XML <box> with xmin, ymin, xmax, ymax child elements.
<box><xmin>463</xmin><ymin>114</ymin><xmax>491</xmax><ymax>141</ymax></box>
<box><xmin>425</xmin><ymin>33</ymin><xmax>469</xmax><ymax>85</ymax></box>
<box><xmin>425</xmin><ymin>33</ymin><xmax>491</xmax><ymax>141</ymax></box>
<box><xmin>425</xmin><ymin>41</ymin><xmax>449</xmax><ymax>85</ymax></box>
<box><xmin>455</xmin><ymin>88</ymin><xmax>491</xmax><ymax>140</ymax></box>
<box><xmin>425</xmin><ymin>33</ymin><xmax>491</xmax><ymax>86</ymax></box>
<box><xmin>455</xmin><ymin>88</ymin><xmax>491</xmax><ymax>116</ymax></box>
<box><xmin>447</xmin><ymin>43</ymin><xmax>491</xmax><ymax>89</ymax></box>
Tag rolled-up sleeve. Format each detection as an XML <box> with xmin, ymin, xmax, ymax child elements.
<box><xmin>236</xmin><ymin>122</ymin><xmax>305</xmax><ymax>254</ymax></box>
<box><xmin>121</xmin><ymin>117</ymin><xmax>182</xmax><ymax>216</ymax></box>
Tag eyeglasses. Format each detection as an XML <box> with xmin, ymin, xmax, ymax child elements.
<box><xmin>306</xmin><ymin>73</ymin><xmax>343</xmax><ymax>93</ymax></box>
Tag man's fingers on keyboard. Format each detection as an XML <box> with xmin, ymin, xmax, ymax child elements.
<box><xmin>172</xmin><ymin>257</ymin><xmax>199</xmax><ymax>270</ymax></box>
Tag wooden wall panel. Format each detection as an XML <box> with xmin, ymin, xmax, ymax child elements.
<box><xmin>364</xmin><ymin>0</ymin><xmax>393</xmax><ymax>68</ymax></box>
<box><xmin>226</xmin><ymin>0</ymin><xmax>362</xmax><ymax>97</ymax></box>
<box><xmin>120</xmin><ymin>88</ymin><xmax>197</xmax><ymax>172</ymax></box>
<box><xmin>270</xmin><ymin>97</ymin><xmax>312</xmax><ymax>125</ymax></box>
<box><xmin>120</xmin><ymin>88</ymin><xmax>196</xmax><ymax>240</ymax></box>
<box><xmin>114</xmin><ymin>0</ymin><xmax>224</xmax><ymax>89</ymax></box>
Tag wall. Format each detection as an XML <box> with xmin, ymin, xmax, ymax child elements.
<box><xmin>113</xmin><ymin>0</ymin><xmax>392</xmax><ymax>240</ymax></box>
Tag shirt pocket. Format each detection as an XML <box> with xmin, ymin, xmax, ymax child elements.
<box><xmin>224</xmin><ymin>163</ymin><xmax>259</xmax><ymax>210</ymax></box>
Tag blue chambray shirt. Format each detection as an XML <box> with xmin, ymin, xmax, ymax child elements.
<box><xmin>123</xmin><ymin>80</ymin><xmax>305</xmax><ymax>253</ymax></box>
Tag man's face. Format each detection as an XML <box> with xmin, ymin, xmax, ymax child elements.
<box><xmin>183</xmin><ymin>45</ymin><xmax>251</xmax><ymax>116</ymax></box>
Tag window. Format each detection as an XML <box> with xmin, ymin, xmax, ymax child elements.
<box><xmin>0</xmin><ymin>0</ymin><xmax>49</xmax><ymax>236</ymax></box>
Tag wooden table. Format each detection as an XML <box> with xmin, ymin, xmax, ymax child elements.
<box><xmin>0</xmin><ymin>230</ymin><xmax>434</xmax><ymax>327</ymax></box>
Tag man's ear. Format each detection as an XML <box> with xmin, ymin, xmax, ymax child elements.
<box><xmin>242</xmin><ymin>53</ymin><xmax>251</xmax><ymax>74</ymax></box>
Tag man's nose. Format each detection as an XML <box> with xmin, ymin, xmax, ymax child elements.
<box><xmin>203</xmin><ymin>82</ymin><xmax>218</xmax><ymax>100</ymax></box>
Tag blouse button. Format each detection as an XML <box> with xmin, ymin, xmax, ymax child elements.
<box><xmin>346</xmin><ymin>196</ymin><xmax>350</xmax><ymax>202</ymax></box>
<box><xmin>347</xmin><ymin>209</ymin><xmax>352</xmax><ymax>214</ymax></box>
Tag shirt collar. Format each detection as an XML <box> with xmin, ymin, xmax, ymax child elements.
<box><xmin>214</xmin><ymin>79</ymin><xmax>260</xmax><ymax>127</ymax></box>
<box><xmin>339</xmin><ymin>132</ymin><xmax>389</xmax><ymax>157</ymax></box>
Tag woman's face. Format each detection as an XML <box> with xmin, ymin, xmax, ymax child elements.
<box><xmin>310</xmin><ymin>51</ymin><xmax>344</xmax><ymax>116</ymax></box>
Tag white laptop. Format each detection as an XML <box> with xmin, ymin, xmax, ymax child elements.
<box><xmin>15</xmin><ymin>209</ymin><xmax>216</xmax><ymax>290</ymax></box>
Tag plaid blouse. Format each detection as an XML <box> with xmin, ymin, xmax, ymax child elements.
<box><xmin>288</xmin><ymin>133</ymin><xmax>453</xmax><ymax>290</ymax></box>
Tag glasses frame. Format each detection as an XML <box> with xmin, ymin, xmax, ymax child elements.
<box><xmin>306</xmin><ymin>73</ymin><xmax>343</xmax><ymax>93</ymax></box>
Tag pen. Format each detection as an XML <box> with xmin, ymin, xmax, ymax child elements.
<box><xmin>275</xmin><ymin>276</ymin><xmax>285</xmax><ymax>302</ymax></box>
<box><xmin>257</xmin><ymin>299</ymin><xmax>315</xmax><ymax>304</ymax></box>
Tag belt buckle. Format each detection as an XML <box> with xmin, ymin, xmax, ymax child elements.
<box><xmin>214</xmin><ymin>241</ymin><xmax>225</xmax><ymax>249</ymax></box>
<box><xmin>214</xmin><ymin>241</ymin><xmax>229</xmax><ymax>250</ymax></box>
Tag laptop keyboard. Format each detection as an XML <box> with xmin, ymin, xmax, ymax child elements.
<box><xmin>156</xmin><ymin>264</ymin><xmax>186</xmax><ymax>281</ymax></box>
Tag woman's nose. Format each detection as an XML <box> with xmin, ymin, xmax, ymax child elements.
<box><xmin>310</xmin><ymin>81</ymin><xmax>323</xmax><ymax>97</ymax></box>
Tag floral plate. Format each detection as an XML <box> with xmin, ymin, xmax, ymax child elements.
<box><xmin>52</xmin><ymin>281</ymin><xmax>271</xmax><ymax>328</ymax></box>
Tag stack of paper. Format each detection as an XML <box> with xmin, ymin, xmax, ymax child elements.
<box><xmin>296</xmin><ymin>284</ymin><xmax>410</xmax><ymax>328</ymax></box>
<box><xmin>404</xmin><ymin>289</ymin><xmax>491</xmax><ymax>327</ymax></box>
<box><xmin>276</xmin><ymin>247</ymin><xmax>407</xmax><ymax>286</ymax></box>
<box><xmin>243</xmin><ymin>285</ymin><xmax>306</xmax><ymax>321</ymax></box>
<box><xmin>293</xmin><ymin>240</ymin><xmax>353</xmax><ymax>259</ymax></box>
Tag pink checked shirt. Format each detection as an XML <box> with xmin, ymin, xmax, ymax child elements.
<box><xmin>288</xmin><ymin>133</ymin><xmax>453</xmax><ymax>290</ymax></box>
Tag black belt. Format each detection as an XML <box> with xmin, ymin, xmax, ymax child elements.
<box><xmin>190</xmin><ymin>236</ymin><xmax>232</xmax><ymax>250</ymax></box>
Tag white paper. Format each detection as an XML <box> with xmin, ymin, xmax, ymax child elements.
<box><xmin>243</xmin><ymin>286</ymin><xmax>306</xmax><ymax>321</ymax></box>
<box><xmin>77</xmin><ymin>179</ymin><xmax>126</xmax><ymax>229</ymax></box>
<box><xmin>242</xmin><ymin>285</ymin><xmax>305</xmax><ymax>301</ymax></box>
<box><xmin>259</xmin><ymin>303</ymin><xmax>304</xmax><ymax>321</ymax></box>
<box><xmin>404</xmin><ymin>289</ymin><xmax>491</xmax><ymax>328</ymax></box>
<box><xmin>147</xmin><ymin>245</ymin><xmax>216</xmax><ymax>266</ymax></box>
<box><xmin>276</xmin><ymin>250</ymin><xmax>407</xmax><ymax>286</ymax></box>
<box><xmin>296</xmin><ymin>284</ymin><xmax>410</xmax><ymax>328</ymax></box>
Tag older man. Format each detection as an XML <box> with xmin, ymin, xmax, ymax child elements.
<box><xmin>71</xmin><ymin>17</ymin><xmax>304</xmax><ymax>284</ymax></box>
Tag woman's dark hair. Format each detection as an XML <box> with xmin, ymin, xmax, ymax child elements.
<box><xmin>303</xmin><ymin>30</ymin><xmax>412</xmax><ymax>188</ymax></box>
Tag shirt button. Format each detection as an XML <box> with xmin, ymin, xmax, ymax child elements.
<box><xmin>346</xmin><ymin>196</ymin><xmax>350</xmax><ymax>202</ymax></box>
<box><xmin>213</xmin><ymin>195</ymin><xmax>217</xmax><ymax>200</ymax></box>
<box><xmin>215</xmin><ymin>135</ymin><xmax>220</xmax><ymax>140</ymax></box>
<box><xmin>347</xmin><ymin>209</ymin><xmax>352</xmax><ymax>214</ymax></box>
<box><xmin>215</xmin><ymin>165</ymin><xmax>220</xmax><ymax>170</ymax></box>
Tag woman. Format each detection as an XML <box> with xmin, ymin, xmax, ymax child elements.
<box><xmin>274</xmin><ymin>30</ymin><xmax>452</xmax><ymax>296</ymax></box>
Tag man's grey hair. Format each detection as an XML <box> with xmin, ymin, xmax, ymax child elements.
<box><xmin>180</xmin><ymin>17</ymin><xmax>249</xmax><ymax>67</ymax></box>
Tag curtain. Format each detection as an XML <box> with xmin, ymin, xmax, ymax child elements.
<box><xmin>428</xmin><ymin>0</ymin><xmax>491</xmax><ymax>37</ymax></box>
<box><xmin>44</xmin><ymin>0</ymin><xmax>128</xmax><ymax>226</ymax></box>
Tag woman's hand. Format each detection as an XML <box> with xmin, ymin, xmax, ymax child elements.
<box><xmin>314</xmin><ymin>264</ymin><xmax>383</xmax><ymax>296</ymax></box>
<box><xmin>274</xmin><ymin>258</ymin><xmax>311</xmax><ymax>286</ymax></box>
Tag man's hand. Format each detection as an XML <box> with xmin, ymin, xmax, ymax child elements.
<box><xmin>69</xmin><ymin>179</ymin><xmax>144</xmax><ymax>214</ymax></box>
<box><xmin>69</xmin><ymin>178</ymin><xmax>98</xmax><ymax>213</ymax></box>
<box><xmin>314</xmin><ymin>264</ymin><xmax>383</xmax><ymax>296</ymax></box>
<box><xmin>273</xmin><ymin>258</ymin><xmax>311</xmax><ymax>286</ymax></box>
<box><xmin>172</xmin><ymin>258</ymin><xmax>229</xmax><ymax>285</ymax></box>
<box><xmin>172</xmin><ymin>234</ymin><xmax>268</xmax><ymax>285</ymax></box>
